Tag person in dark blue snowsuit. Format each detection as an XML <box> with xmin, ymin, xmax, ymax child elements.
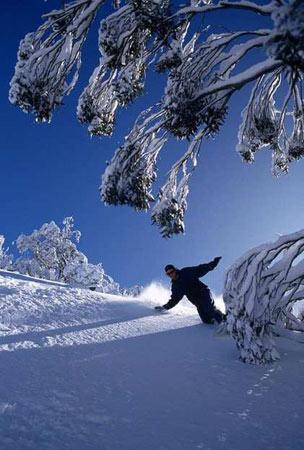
<box><xmin>155</xmin><ymin>257</ymin><xmax>225</xmax><ymax>324</ymax></box>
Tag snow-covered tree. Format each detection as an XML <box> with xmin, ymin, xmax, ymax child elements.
<box><xmin>13</xmin><ymin>217</ymin><xmax>124</xmax><ymax>291</ymax></box>
<box><xmin>224</xmin><ymin>230</ymin><xmax>304</xmax><ymax>364</ymax></box>
<box><xmin>63</xmin><ymin>258</ymin><xmax>122</xmax><ymax>291</ymax></box>
<box><xmin>10</xmin><ymin>218</ymin><xmax>137</xmax><ymax>293</ymax></box>
<box><xmin>62</xmin><ymin>257</ymin><xmax>104</xmax><ymax>287</ymax></box>
<box><xmin>99</xmin><ymin>272</ymin><xmax>121</xmax><ymax>294</ymax></box>
<box><xmin>14</xmin><ymin>217</ymin><xmax>83</xmax><ymax>280</ymax></box>
<box><xmin>0</xmin><ymin>235</ymin><xmax>13</xmax><ymax>270</ymax></box>
<box><xmin>10</xmin><ymin>0</ymin><xmax>304</xmax><ymax>236</ymax></box>
<box><xmin>120</xmin><ymin>284</ymin><xmax>143</xmax><ymax>297</ymax></box>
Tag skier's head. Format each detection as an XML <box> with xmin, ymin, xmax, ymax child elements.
<box><xmin>165</xmin><ymin>264</ymin><xmax>178</xmax><ymax>281</ymax></box>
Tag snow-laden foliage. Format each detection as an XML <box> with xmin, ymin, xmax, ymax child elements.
<box><xmin>4</xmin><ymin>219</ymin><xmax>139</xmax><ymax>294</ymax></box>
<box><xmin>224</xmin><ymin>229</ymin><xmax>304</xmax><ymax>364</ymax></box>
<box><xmin>9</xmin><ymin>1</ymin><xmax>104</xmax><ymax>122</ymax></box>
<box><xmin>62</xmin><ymin>258</ymin><xmax>106</xmax><ymax>288</ymax></box>
<box><xmin>15</xmin><ymin>217</ymin><xmax>82</xmax><ymax>281</ymax></box>
<box><xmin>13</xmin><ymin>217</ymin><xmax>115</xmax><ymax>290</ymax></box>
<box><xmin>101</xmin><ymin>273</ymin><xmax>122</xmax><ymax>294</ymax></box>
<box><xmin>77</xmin><ymin>0</ymin><xmax>170</xmax><ymax>135</ymax></box>
<box><xmin>10</xmin><ymin>0</ymin><xmax>304</xmax><ymax>236</ymax></box>
<box><xmin>0</xmin><ymin>235</ymin><xmax>13</xmax><ymax>270</ymax></box>
<box><xmin>101</xmin><ymin>107</ymin><xmax>167</xmax><ymax>211</ymax></box>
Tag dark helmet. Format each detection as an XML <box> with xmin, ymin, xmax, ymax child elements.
<box><xmin>164</xmin><ymin>264</ymin><xmax>176</xmax><ymax>273</ymax></box>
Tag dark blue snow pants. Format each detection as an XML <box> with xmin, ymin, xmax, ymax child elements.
<box><xmin>196</xmin><ymin>290</ymin><xmax>224</xmax><ymax>324</ymax></box>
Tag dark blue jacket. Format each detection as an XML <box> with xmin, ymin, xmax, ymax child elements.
<box><xmin>163</xmin><ymin>260</ymin><xmax>219</xmax><ymax>310</ymax></box>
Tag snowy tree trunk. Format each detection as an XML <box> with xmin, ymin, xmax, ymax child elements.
<box><xmin>224</xmin><ymin>230</ymin><xmax>304</xmax><ymax>364</ymax></box>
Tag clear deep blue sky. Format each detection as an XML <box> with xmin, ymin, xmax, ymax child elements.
<box><xmin>1</xmin><ymin>1</ymin><xmax>303</xmax><ymax>292</ymax></box>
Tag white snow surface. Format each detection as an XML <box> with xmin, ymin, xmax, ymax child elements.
<box><xmin>0</xmin><ymin>270</ymin><xmax>303</xmax><ymax>450</ymax></box>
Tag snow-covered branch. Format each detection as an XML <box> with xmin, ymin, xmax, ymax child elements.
<box><xmin>10</xmin><ymin>0</ymin><xmax>304</xmax><ymax>236</ymax></box>
<box><xmin>151</xmin><ymin>129</ymin><xmax>206</xmax><ymax>237</ymax></box>
<box><xmin>9</xmin><ymin>0</ymin><xmax>106</xmax><ymax>122</ymax></box>
<box><xmin>100</xmin><ymin>107</ymin><xmax>167</xmax><ymax>210</ymax></box>
<box><xmin>195</xmin><ymin>58</ymin><xmax>282</xmax><ymax>98</ymax></box>
<box><xmin>224</xmin><ymin>229</ymin><xmax>304</xmax><ymax>364</ymax></box>
<box><xmin>173</xmin><ymin>0</ymin><xmax>276</xmax><ymax>18</ymax></box>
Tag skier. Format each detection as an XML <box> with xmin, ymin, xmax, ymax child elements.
<box><xmin>155</xmin><ymin>257</ymin><xmax>225</xmax><ymax>324</ymax></box>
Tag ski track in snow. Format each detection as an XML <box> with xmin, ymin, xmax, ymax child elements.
<box><xmin>0</xmin><ymin>270</ymin><xmax>304</xmax><ymax>450</ymax></box>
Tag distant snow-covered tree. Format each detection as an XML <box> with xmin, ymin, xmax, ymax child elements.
<box><xmin>120</xmin><ymin>284</ymin><xmax>143</xmax><ymax>297</ymax></box>
<box><xmin>62</xmin><ymin>257</ymin><xmax>100</xmax><ymax>285</ymax></box>
<box><xmin>14</xmin><ymin>217</ymin><xmax>82</xmax><ymax>281</ymax></box>
<box><xmin>224</xmin><ymin>230</ymin><xmax>304</xmax><ymax>364</ymax></box>
<box><xmin>13</xmin><ymin>217</ymin><xmax>123</xmax><ymax>292</ymax></box>
<box><xmin>99</xmin><ymin>272</ymin><xmax>121</xmax><ymax>294</ymax></box>
<box><xmin>9</xmin><ymin>0</ymin><xmax>304</xmax><ymax>236</ymax></box>
<box><xmin>11</xmin><ymin>218</ymin><xmax>136</xmax><ymax>293</ymax></box>
<box><xmin>0</xmin><ymin>235</ymin><xmax>13</xmax><ymax>270</ymax></box>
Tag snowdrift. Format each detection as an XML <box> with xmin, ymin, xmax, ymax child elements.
<box><xmin>0</xmin><ymin>270</ymin><xmax>304</xmax><ymax>450</ymax></box>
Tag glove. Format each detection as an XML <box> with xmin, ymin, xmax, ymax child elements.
<box><xmin>154</xmin><ymin>306</ymin><xmax>166</xmax><ymax>311</ymax></box>
<box><xmin>213</xmin><ymin>256</ymin><xmax>222</xmax><ymax>265</ymax></box>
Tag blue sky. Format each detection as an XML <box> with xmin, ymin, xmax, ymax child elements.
<box><xmin>1</xmin><ymin>1</ymin><xmax>303</xmax><ymax>293</ymax></box>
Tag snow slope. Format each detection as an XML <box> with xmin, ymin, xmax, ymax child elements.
<box><xmin>0</xmin><ymin>270</ymin><xmax>303</xmax><ymax>450</ymax></box>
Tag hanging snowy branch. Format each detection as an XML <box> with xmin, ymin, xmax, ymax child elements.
<box><xmin>224</xmin><ymin>229</ymin><xmax>304</xmax><ymax>364</ymax></box>
<box><xmin>100</xmin><ymin>107</ymin><xmax>167</xmax><ymax>210</ymax></box>
<box><xmin>10</xmin><ymin>0</ymin><xmax>304</xmax><ymax>236</ymax></box>
<box><xmin>9</xmin><ymin>0</ymin><xmax>105</xmax><ymax>122</ymax></box>
<box><xmin>151</xmin><ymin>129</ymin><xmax>206</xmax><ymax>237</ymax></box>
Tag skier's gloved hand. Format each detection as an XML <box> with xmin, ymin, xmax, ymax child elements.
<box><xmin>154</xmin><ymin>306</ymin><xmax>166</xmax><ymax>312</ymax></box>
<box><xmin>213</xmin><ymin>256</ymin><xmax>222</xmax><ymax>265</ymax></box>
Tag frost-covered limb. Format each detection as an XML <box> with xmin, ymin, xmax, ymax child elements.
<box><xmin>287</xmin><ymin>86</ymin><xmax>304</xmax><ymax>161</ymax></box>
<box><xmin>173</xmin><ymin>0</ymin><xmax>276</xmax><ymax>18</ymax></box>
<box><xmin>237</xmin><ymin>73</ymin><xmax>281</xmax><ymax>163</ymax></box>
<box><xmin>9</xmin><ymin>0</ymin><xmax>105</xmax><ymax>122</ymax></box>
<box><xmin>237</xmin><ymin>65</ymin><xmax>304</xmax><ymax>175</ymax></box>
<box><xmin>224</xmin><ymin>229</ymin><xmax>304</xmax><ymax>364</ymax></box>
<box><xmin>217</xmin><ymin>33</ymin><xmax>270</xmax><ymax>76</ymax></box>
<box><xmin>267</xmin><ymin>0</ymin><xmax>304</xmax><ymax>72</ymax></box>
<box><xmin>195</xmin><ymin>58</ymin><xmax>282</xmax><ymax>99</ymax></box>
<box><xmin>77</xmin><ymin>65</ymin><xmax>119</xmax><ymax>136</ymax></box>
<box><xmin>151</xmin><ymin>129</ymin><xmax>205</xmax><ymax>237</ymax></box>
<box><xmin>100</xmin><ymin>108</ymin><xmax>167</xmax><ymax>210</ymax></box>
<box><xmin>77</xmin><ymin>42</ymin><xmax>147</xmax><ymax>135</ymax></box>
<box><xmin>98</xmin><ymin>4</ymin><xmax>139</xmax><ymax>67</ymax></box>
<box><xmin>11</xmin><ymin>0</ymin><xmax>304</xmax><ymax>236</ymax></box>
<box><xmin>162</xmin><ymin>30</ymin><xmax>235</xmax><ymax>138</ymax></box>
<box><xmin>77</xmin><ymin>1</ymin><xmax>173</xmax><ymax>135</ymax></box>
